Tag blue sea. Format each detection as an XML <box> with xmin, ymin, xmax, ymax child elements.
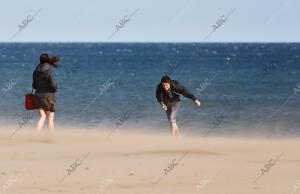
<box><xmin>0</xmin><ymin>43</ymin><xmax>299</xmax><ymax>136</ymax></box>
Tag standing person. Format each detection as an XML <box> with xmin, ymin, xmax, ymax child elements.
<box><xmin>32</xmin><ymin>54</ymin><xmax>60</xmax><ymax>131</ymax></box>
<box><xmin>156</xmin><ymin>75</ymin><xmax>201</xmax><ymax>135</ymax></box>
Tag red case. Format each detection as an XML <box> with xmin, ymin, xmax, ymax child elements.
<box><xmin>25</xmin><ymin>93</ymin><xmax>36</xmax><ymax>110</ymax></box>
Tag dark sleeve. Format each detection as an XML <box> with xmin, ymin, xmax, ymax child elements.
<box><xmin>173</xmin><ymin>80</ymin><xmax>197</xmax><ymax>101</ymax></box>
<box><xmin>48</xmin><ymin>70</ymin><xmax>57</xmax><ymax>92</ymax></box>
<box><xmin>156</xmin><ymin>84</ymin><xmax>163</xmax><ymax>104</ymax></box>
<box><xmin>32</xmin><ymin>71</ymin><xmax>37</xmax><ymax>89</ymax></box>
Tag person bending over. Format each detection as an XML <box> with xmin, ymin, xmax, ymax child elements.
<box><xmin>156</xmin><ymin>75</ymin><xmax>200</xmax><ymax>135</ymax></box>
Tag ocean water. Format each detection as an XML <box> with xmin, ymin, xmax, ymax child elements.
<box><xmin>0</xmin><ymin>43</ymin><xmax>299</xmax><ymax>136</ymax></box>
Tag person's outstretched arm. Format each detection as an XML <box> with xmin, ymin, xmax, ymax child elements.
<box><xmin>173</xmin><ymin>80</ymin><xmax>200</xmax><ymax>106</ymax></box>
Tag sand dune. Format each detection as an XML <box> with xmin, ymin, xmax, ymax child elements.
<box><xmin>1</xmin><ymin>126</ymin><xmax>300</xmax><ymax>194</ymax></box>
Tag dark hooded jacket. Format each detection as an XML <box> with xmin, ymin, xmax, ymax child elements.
<box><xmin>32</xmin><ymin>63</ymin><xmax>57</xmax><ymax>98</ymax></box>
<box><xmin>156</xmin><ymin>80</ymin><xmax>197</xmax><ymax>105</ymax></box>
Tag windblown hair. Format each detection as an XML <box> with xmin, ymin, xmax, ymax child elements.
<box><xmin>40</xmin><ymin>53</ymin><xmax>61</xmax><ymax>68</ymax></box>
<box><xmin>161</xmin><ymin>75</ymin><xmax>171</xmax><ymax>84</ymax></box>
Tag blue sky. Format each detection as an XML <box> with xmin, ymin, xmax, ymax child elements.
<box><xmin>0</xmin><ymin>0</ymin><xmax>299</xmax><ymax>42</ymax></box>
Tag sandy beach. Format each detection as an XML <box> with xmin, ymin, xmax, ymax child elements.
<box><xmin>1</xmin><ymin>126</ymin><xmax>300</xmax><ymax>194</ymax></box>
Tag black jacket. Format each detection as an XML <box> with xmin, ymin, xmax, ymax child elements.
<box><xmin>156</xmin><ymin>80</ymin><xmax>196</xmax><ymax>105</ymax></box>
<box><xmin>32</xmin><ymin>63</ymin><xmax>57</xmax><ymax>98</ymax></box>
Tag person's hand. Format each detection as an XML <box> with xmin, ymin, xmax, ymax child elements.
<box><xmin>162</xmin><ymin>104</ymin><xmax>168</xmax><ymax>111</ymax></box>
<box><xmin>194</xmin><ymin>99</ymin><xmax>201</xmax><ymax>107</ymax></box>
<box><xmin>161</xmin><ymin>103</ymin><xmax>168</xmax><ymax>111</ymax></box>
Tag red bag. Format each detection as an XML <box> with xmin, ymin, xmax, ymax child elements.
<box><xmin>25</xmin><ymin>89</ymin><xmax>36</xmax><ymax>110</ymax></box>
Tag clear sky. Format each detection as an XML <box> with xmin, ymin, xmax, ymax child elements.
<box><xmin>0</xmin><ymin>0</ymin><xmax>299</xmax><ymax>42</ymax></box>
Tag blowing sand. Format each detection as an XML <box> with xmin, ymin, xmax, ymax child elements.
<box><xmin>1</xmin><ymin>126</ymin><xmax>300</xmax><ymax>194</ymax></box>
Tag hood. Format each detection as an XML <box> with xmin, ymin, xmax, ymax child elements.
<box><xmin>36</xmin><ymin>63</ymin><xmax>51</xmax><ymax>72</ymax></box>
